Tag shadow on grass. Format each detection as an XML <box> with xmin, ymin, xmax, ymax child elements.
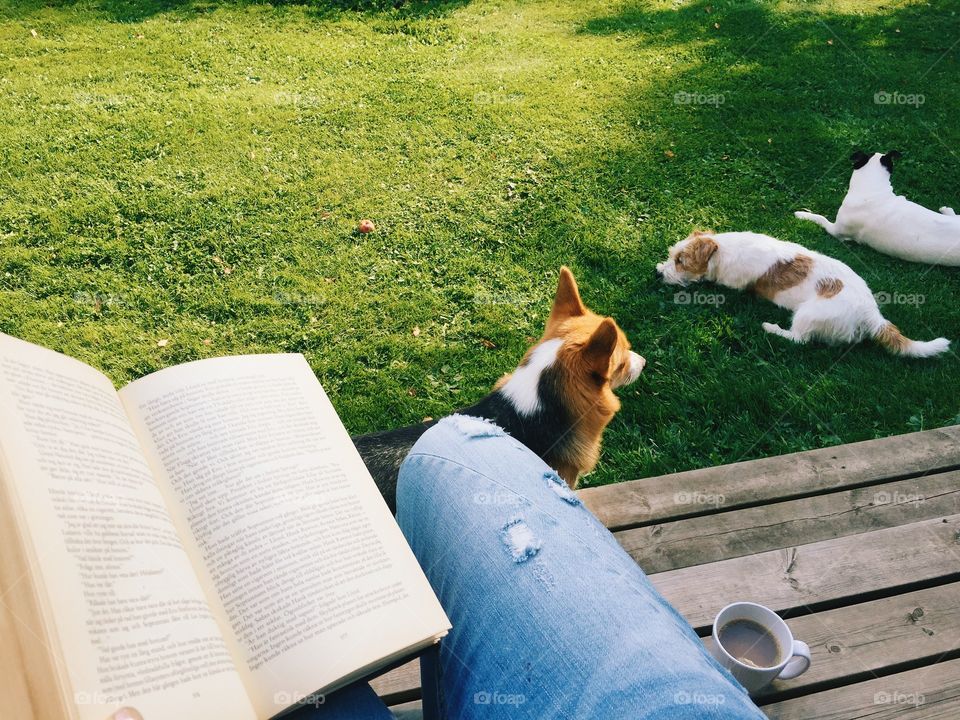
<box><xmin>576</xmin><ymin>0</ymin><xmax>960</xmax><ymax>323</ymax></box>
<box><xmin>3</xmin><ymin>0</ymin><xmax>469</xmax><ymax>23</ymax></box>
<box><xmin>496</xmin><ymin>0</ymin><xmax>960</xmax><ymax>476</ymax></box>
<box><xmin>587</xmin><ymin>0</ymin><xmax>956</xmax><ymax>214</ymax></box>
<box><xmin>545</xmin><ymin>0</ymin><xmax>960</xmax><ymax>281</ymax></box>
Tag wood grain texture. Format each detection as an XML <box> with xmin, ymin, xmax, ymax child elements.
<box><xmin>377</xmin><ymin>570</ymin><xmax>960</xmax><ymax>706</ymax></box>
<box><xmin>375</xmin><ymin>428</ymin><xmax>960</xmax><ymax>710</ymax></box>
<box><xmin>763</xmin><ymin>658</ymin><xmax>960</xmax><ymax>719</ymax></box>
<box><xmin>617</xmin><ymin>472</ymin><xmax>960</xmax><ymax>573</ymax></box>
<box><xmin>387</xmin><ymin>699</ymin><xmax>424</xmax><ymax>719</ymax></box>
<box><xmin>370</xmin><ymin>659</ymin><xmax>421</xmax><ymax>706</ymax></box>
<box><xmin>579</xmin><ymin>425</ymin><xmax>960</xmax><ymax>530</ymax></box>
<box><xmin>757</xmin><ymin>583</ymin><xmax>960</xmax><ymax>701</ymax></box>
<box><xmin>653</xmin><ymin>514</ymin><xmax>960</xmax><ymax>630</ymax></box>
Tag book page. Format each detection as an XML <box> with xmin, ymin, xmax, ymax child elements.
<box><xmin>119</xmin><ymin>354</ymin><xmax>449</xmax><ymax>719</ymax></box>
<box><xmin>0</xmin><ymin>334</ymin><xmax>256</xmax><ymax>720</ymax></box>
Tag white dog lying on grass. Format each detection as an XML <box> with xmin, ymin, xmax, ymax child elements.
<box><xmin>795</xmin><ymin>151</ymin><xmax>960</xmax><ymax>266</ymax></box>
<box><xmin>655</xmin><ymin>230</ymin><xmax>950</xmax><ymax>358</ymax></box>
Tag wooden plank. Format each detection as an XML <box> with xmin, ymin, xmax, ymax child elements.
<box><xmin>374</xmin><ymin>429</ymin><xmax>960</xmax><ymax>705</ymax></box>
<box><xmin>579</xmin><ymin>425</ymin><xmax>960</xmax><ymax>530</ymax></box>
<box><xmin>376</xmin><ymin>520</ymin><xmax>960</xmax><ymax>705</ymax></box>
<box><xmin>387</xmin><ymin>659</ymin><xmax>960</xmax><ymax>719</ymax></box>
<box><xmin>371</xmin><ymin>659</ymin><xmax>421</xmax><ymax>706</ymax></box>
<box><xmin>653</xmin><ymin>514</ymin><xmax>960</xmax><ymax>630</ymax></box>
<box><xmin>387</xmin><ymin>700</ymin><xmax>423</xmax><ymax>719</ymax></box>
<box><xmin>377</xmin><ymin>584</ymin><xmax>960</xmax><ymax>707</ymax></box>
<box><xmin>617</xmin><ymin>472</ymin><xmax>960</xmax><ymax>573</ymax></box>
<box><xmin>378</xmin><ymin>584</ymin><xmax>960</xmax><ymax>705</ymax></box>
<box><xmin>756</xmin><ymin>583</ymin><xmax>960</xmax><ymax>701</ymax></box>
<box><xmin>388</xmin><ymin>662</ymin><xmax>960</xmax><ymax>720</ymax></box>
<box><xmin>763</xmin><ymin>658</ymin><xmax>960</xmax><ymax>719</ymax></box>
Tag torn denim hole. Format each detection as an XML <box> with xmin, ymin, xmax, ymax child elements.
<box><xmin>500</xmin><ymin>516</ymin><xmax>541</xmax><ymax>563</ymax></box>
<box><xmin>543</xmin><ymin>470</ymin><xmax>581</xmax><ymax>505</ymax></box>
<box><xmin>444</xmin><ymin>414</ymin><xmax>508</xmax><ymax>439</ymax></box>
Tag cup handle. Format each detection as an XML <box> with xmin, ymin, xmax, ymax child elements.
<box><xmin>777</xmin><ymin>640</ymin><xmax>811</xmax><ymax>680</ymax></box>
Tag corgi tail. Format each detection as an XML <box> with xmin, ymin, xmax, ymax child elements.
<box><xmin>873</xmin><ymin>321</ymin><xmax>950</xmax><ymax>358</ymax></box>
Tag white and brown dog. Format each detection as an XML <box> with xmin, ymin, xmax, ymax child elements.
<box><xmin>795</xmin><ymin>151</ymin><xmax>960</xmax><ymax>266</ymax></box>
<box><xmin>656</xmin><ymin>230</ymin><xmax>950</xmax><ymax>357</ymax></box>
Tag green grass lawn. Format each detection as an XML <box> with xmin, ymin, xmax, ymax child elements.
<box><xmin>1</xmin><ymin>0</ymin><xmax>958</xmax><ymax>486</ymax></box>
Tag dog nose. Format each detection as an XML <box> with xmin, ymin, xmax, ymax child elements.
<box><xmin>654</xmin><ymin>267</ymin><xmax>663</xmax><ymax>279</ymax></box>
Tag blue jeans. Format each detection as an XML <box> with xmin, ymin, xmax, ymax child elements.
<box><xmin>303</xmin><ymin>416</ymin><xmax>765</xmax><ymax>719</ymax></box>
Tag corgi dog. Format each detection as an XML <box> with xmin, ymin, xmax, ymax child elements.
<box><xmin>655</xmin><ymin>230</ymin><xmax>950</xmax><ymax>357</ymax></box>
<box><xmin>795</xmin><ymin>151</ymin><xmax>960</xmax><ymax>266</ymax></box>
<box><xmin>353</xmin><ymin>267</ymin><xmax>645</xmax><ymax>512</ymax></box>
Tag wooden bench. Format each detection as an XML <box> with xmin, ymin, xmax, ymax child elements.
<box><xmin>374</xmin><ymin>425</ymin><xmax>960</xmax><ymax>718</ymax></box>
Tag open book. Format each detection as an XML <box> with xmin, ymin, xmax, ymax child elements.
<box><xmin>0</xmin><ymin>333</ymin><xmax>450</xmax><ymax>720</ymax></box>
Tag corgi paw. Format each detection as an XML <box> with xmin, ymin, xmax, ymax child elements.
<box><xmin>940</xmin><ymin>206</ymin><xmax>956</xmax><ymax>216</ymax></box>
<box><xmin>762</xmin><ymin>322</ymin><xmax>782</xmax><ymax>334</ymax></box>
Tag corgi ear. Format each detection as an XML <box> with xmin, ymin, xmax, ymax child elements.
<box><xmin>582</xmin><ymin>318</ymin><xmax>618</xmax><ymax>379</ymax></box>
<box><xmin>549</xmin><ymin>266</ymin><xmax>586</xmax><ymax>324</ymax></box>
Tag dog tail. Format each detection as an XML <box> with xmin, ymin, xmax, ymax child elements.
<box><xmin>873</xmin><ymin>321</ymin><xmax>950</xmax><ymax>358</ymax></box>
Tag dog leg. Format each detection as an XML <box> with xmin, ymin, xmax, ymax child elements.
<box><xmin>940</xmin><ymin>206</ymin><xmax>956</xmax><ymax>216</ymax></box>
<box><xmin>762</xmin><ymin>321</ymin><xmax>807</xmax><ymax>344</ymax></box>
<box><xmin>794</xmin><ymin>210</ymin><xmax>842</xmax><ymax>237</ymax></box>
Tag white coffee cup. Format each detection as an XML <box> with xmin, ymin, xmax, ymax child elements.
<box><xmin>708</xmin><ymin>601</ymin><xmax>811</xmax><ymax>693</ymax></box>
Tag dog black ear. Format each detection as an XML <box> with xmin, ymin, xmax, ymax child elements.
<box><xmin>850</xmin><ymin>151</ymin><xmax>871</xmax><ymax>170</ymax></box>
<box><xmin>880</xmin><ymin>150</ymin><xmax>902</xmax><ymax>173</ymax></box>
